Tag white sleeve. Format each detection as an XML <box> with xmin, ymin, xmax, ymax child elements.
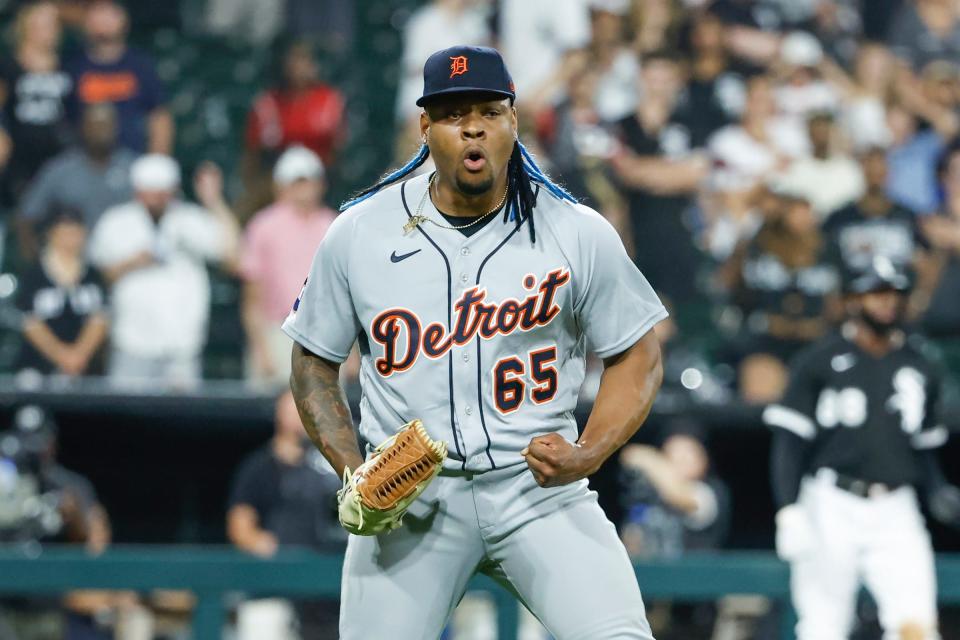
<box><xmin>177</xmin><ymin>205</ymin><xmax>224</xmax><ymax>261</ymax></box>
<box><xmin>281</xmin><ymin>212</ymin><xmax>361</xmax><ymax>363</ymax></box>
<box><xmin>573</xmin><ymin>207</ymin><xmax>668</xmax><ymax>358</ymax></box>
<box><xmin>549</xmin><ymin>0</ymin><xmax>590</xmax><ymax>50</ymax></box>
<box><xmin>87</xmin><ymin>214</ymin><xmax>119</xmax><ymax>268</ymax></box>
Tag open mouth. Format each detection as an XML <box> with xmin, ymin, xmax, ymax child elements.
<box><xmin>463</xmin><ymin>149</ymin><xmax>487</xmax><ymax>172</ymax></box>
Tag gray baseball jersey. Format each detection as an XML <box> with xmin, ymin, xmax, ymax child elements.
<box><xmin>282</xmin><ymin>172</ymin><xmax>667</xmax><ymax>472</ymax></box>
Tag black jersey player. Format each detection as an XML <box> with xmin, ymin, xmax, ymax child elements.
<box><xmin>763</xmin><ymin>257</ymin><xmax>960</xmax><ymax>640</ymax></box>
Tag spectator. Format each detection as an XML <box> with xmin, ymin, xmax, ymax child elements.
<box><xmin>204</xmin><ymin>0</ymin><xmax>285</xmax><ymax>46</ymax></box>
<box><xmin>888</xmin><ymin>0</ymin><xmax>960</xmax><ymax>71</ymax></box>
<box><xmin>619</xmin><ymin>429</ymin><xmax>731</xmax><ymax>558</ymax></box>
<box><xmin>538</xmin><ymin>65</ymin><xmax>632</xmax><ymax>245</ymax></box>
<box><xmin>898</xmin><ymin>60</ymin><xmax>960</xmax><ymax>139</ymax></box>
<box><xmin>0</xmin><ymin>1</ymin><xmax>72</xmax><ymax>207</ymax></box>
<box><xmin>809</xmin><ymin>0</ymin><xmax>863</xmax><ymax>66</ymax></box>
<box><xmin>920</xmin><ymin>143</ymin><xmax>960</xmax><ymax>336</ymax></box>
<box><xmin>609</xmin><ymin>50</ymin><xmax>710</xmax><ymax>302</ymax></box>
<box><xmin>708</xmin><ymin>0</ymin><xmax>785</xmax><ymax>66</ymax></box>
<box><xmin>832</xmin><ymin>42</ymin><xmax>896</xmax><ymax>151</ymax></box>
<box><xmin>706</xmin><ymin>75</ymin><xmax>810</xmax><ymax>258</ymax></box>
<box><xmin>395</xmin><ymin>0</ymin><xmax>492</xmax><ymax>125</ymax></box>
<box><xmin>0</xmin><ymin>406</ymin><xmax>145</xmax><ymax>640</ymax></box>
<box><xmin>682</xmin><ymin>9</ymin><xmax>750</xmax><ymax>142</ymax></box>
<box><xmin>823</xmin><ymin>148</ymin><xmax>929</xmax><ymax>276</ymax></box>
<box><xmin>773</xmin><ymin>31</ymin><xmax>840</xmax><ymax>122</ymax></box>
<box><xmin>227</xmin><ymin>390</ymin><xmax>344</xmax><ymax>640</ymax></box>
<box><xmin>240</xmin><ymin>146</ymin><xmax>336</xmax><ymax>388</ymax></box>
<box><xmin>630</xmin><ymin>0</ymin><xmax>685</xmax><ymax>55</ymax></box>
<box><xmin>585</xmin><ymin>0</ymin><xmax>638</xmax><ymax>122</ymax></box>
<box><xmin>720</xmin><ymin>194</ymin><xmax>840</xmax><ymax>403</ymax></box>
<box><xmin>618</xmin><ymin>428</ymin><xmax>731</xmax><ymax>639</ymax></box>
<box><xmin>65</xmin><ymin>1</ymin><xmax>172</xmax><ymax>154</ymax></box>
<box><xmin>88</xmin><ymin>155</ymin><xmax>239</xmax><ymax>387</ymax></box>
<box><xmin>500</xmin><ymin>0</ymin><xmax>590</xmax><ymax>99</ymax></box>
<box><xmin>773</xmin><ymin>112</ymin><xmax>865</xmax><ymax>219</ymax></box>
<box><xmin>205</xmin><ymin>0</ymin><xmax>354</xmax><ymax>52</ymax></box>
<box><xmin>240</xmin><ymin>40</ymin><xmax>346</xmax><ymax>219</ymax></box>
<box><xmin>884</xmin><ymin>100</ymin><xmax>949</xmax><ymax>216</ymax></box>
<box><xmin>16</xmin><ymin>103</ymin><xmax>134</xmax><ymax>259</ymax></box>
<box><xmin>539</xmin><ymin>67</ymin><xmax>606</xmax><ymax>205</ymax></box>
<box><xmin>15</xmin><ymin>206</ymin><xmax>107</xmax><ymax>377</ymax></box>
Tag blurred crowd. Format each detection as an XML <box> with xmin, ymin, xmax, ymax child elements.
<box><xmin>4</xmin><ymin>0</ymin><xmax>960</xmax><ymax>402</ymax></box>
<box><xmin>0</xmin><ymin>0</ymin><xmax>349</xmax><ymax>389</ymax></box>
<box><xmin>1</xmin><ymin>0</ymin><xmax>960</xmax><ymax>637</ymax></box>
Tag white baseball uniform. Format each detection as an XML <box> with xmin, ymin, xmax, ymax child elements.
<box><xmin>283</xmin><ymin>172</ymin><xmax>667</xmax><ymax>639</ymax></box>
<box><xmin>765</xmin><ymin>330</ymin><xmax>946</xmax><ymax>639</ymax></box>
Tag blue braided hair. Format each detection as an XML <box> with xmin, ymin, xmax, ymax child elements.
<box><xmin>341</xmin><ymin>140</ymin><xmax>575</xmax><ymax>243</ymax></box>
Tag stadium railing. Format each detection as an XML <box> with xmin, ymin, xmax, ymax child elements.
<box><xmin>2</xmin><ymin>547</ymin><xmax>960</xmax><ymax>639</ymax></box>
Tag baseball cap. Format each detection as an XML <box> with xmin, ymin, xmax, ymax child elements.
<box><xmin>416</xmin><ymin>45</ymin><xmax>516</xmax><ymax>107</ymax></box>
<box><xmin>273</xmin><ymin>145</ymin><xmax>325</xmax><ymax>185</ymax></box>
<box><xmin>131</xmin><ymin>154</ymin><xmax>180</xmax><ymax>192</ymax></box>
<box><xmin>845</xmin><ymin>256</ymin><xmax>912</xmax><ymax>295</ymax></box>
<box><xmin>781</xmin><ymin>31</ymin><xmax>823</xmax><ymax>68</ymax></box>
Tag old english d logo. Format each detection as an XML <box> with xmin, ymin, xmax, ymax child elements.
<box><xmin>449</xmin><ymin>55</ymin><xmax>468</xmax><ymax>78</ymax></box>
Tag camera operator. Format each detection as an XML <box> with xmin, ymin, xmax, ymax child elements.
<box><xmin>0</xmin><ymin>406</ymin><xmax>141</xmax><ymax>640</ymax></box>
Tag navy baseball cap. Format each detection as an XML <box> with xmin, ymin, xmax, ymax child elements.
<box><xmin>416</xmin><ymin>45</ymin><xmax>516</xmax><ymax>107</ymax></box>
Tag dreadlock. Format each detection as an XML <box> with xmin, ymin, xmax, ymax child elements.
<box><xmin>341</xmin><ymin>140</ymin><xmax>575</xmax><ymax>243</ymax></box>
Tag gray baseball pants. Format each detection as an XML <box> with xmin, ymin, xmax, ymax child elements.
<box><xmin>339</xmin><ymin>463</ymin><xmax>655</xmax><ymax>640</ymax></box>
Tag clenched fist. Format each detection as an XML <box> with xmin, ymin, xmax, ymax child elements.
<box><xmin>522</xmin><ymin>433</ymin><xmax>597</xmax><ymax>487</ymax></box>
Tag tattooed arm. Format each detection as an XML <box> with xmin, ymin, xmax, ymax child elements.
<box><xmin>290</xmin><ymin>343</ymin><xmax>365</xmax><ymax>476</ymax></box>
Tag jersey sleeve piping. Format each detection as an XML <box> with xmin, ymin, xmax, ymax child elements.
<box><xmin>591</xmin><ymin>306</ymin><xmax>668</xmax><ymax>360</ymax></box>
<box><xmin>763</xmin><ymin>404</ymin><xmax>817</xmax><ymax>440</ymax></box>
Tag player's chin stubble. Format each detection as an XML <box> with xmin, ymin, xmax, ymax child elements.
<box><xmin>455</xmin><ymin>174</ymin><xmax>494</xmax><ymax>197</ymax></box>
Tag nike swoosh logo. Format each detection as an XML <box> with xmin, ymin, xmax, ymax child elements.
<box><xmin>390</xmin><ymin>249</ymin><xmax>422</xmax><ymax>263</ymax></box>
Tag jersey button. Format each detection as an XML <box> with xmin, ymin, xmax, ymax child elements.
<box><xmin>460</xmin><ymin>247</ymin><xmax>470</xmax><ymax>256</ymax></box>
<box><xmin>465</xmin><ymin>405</ymin><xmax>473</xmax><ymax>415</ymax></box>
<box><xmin>459</xmin><ymin>273</ymin><xmax>469</xmax><ymax>284</ymax></box>
<box><xmin>462</xmin><ymin>352</ymin><xmax>470</xmax><ymax>363</ymax></box>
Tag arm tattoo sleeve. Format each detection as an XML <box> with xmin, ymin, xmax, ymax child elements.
<box><xmin>290</xmin><ymin>343</ymin><xmax>365</xmax><ymax>476</ymax></box>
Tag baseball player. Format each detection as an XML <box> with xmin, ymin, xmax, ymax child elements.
<box><xmin>284</xmin><ymin>45</ymin><xmax>667</xmax><ymax>639</ymax></box>
<box><xmin>764</xmin><ymin>257</ymin><xmax>960</xmax><ymax>640</ymax></box>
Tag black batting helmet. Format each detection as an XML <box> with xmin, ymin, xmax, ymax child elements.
<box><xmin>844</xmin><ymin>256</ymin><xmax>912</xmax><ymax>295</ymax></box>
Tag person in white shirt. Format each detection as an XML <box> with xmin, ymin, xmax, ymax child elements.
<box><xmin>706</xmin><ymin>75</ymin><xmax>811</xmax><ymax>258</ymax></box>
<box><xmin>773</xmin><ymin>112</ymin><xmax>865</xmax><ymax>219</ymax></box>
<box><xmin>499</xmin><ymin>0</ymin><xmax>590</xmax><ymax>99</ymax></box>
<box><xmin>774</xmin><ymin>32</ymin><xmax>840</xmax><ymax>123</ymax></box>
<box><xmin>395</xmin><ymin>0</ymin><xmax>492</xmax><ymax>125</ymax></box>
<box><xmin>89</xmin><ymin>154</ymin><xmax>239</xmax><ymax>387</ymax></box>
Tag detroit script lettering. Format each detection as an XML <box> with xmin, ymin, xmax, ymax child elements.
<box><xmin>371</xmin><ymin>269</ymin><xmax>571</xmax><ymax>376</ymax></box>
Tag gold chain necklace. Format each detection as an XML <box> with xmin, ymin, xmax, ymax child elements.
<box><xmin>403</xmin><ymin>173</ymin><xmax>508</xmax><ymax>234</ymax></box>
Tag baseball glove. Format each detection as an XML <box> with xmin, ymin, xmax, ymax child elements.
<box><xmin>337</xmin><ymin>419</ymin><xmax>447</xmax><ymax>535</ymax></box>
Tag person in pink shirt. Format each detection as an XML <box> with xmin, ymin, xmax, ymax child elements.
<box><xmin>240</xmin><ymin>145</ymin><xmax>336</xmax><ymax>387</ymax></box>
